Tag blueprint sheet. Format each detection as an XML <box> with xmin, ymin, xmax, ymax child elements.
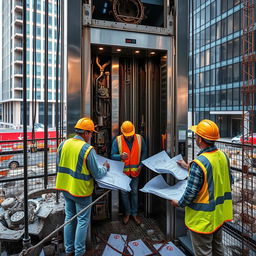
<box><xmin>127</xmin><ymin>239</ymin><xmax>152</xmax><ymax>256</ymax></box>
<box><xmin>154</xmin><ymin>241</ymin><xmax>186</xmax><ymax>256</ymax></box>
<box><xmin>142</xmin><ymin>151</ymin><xmax>188</xmax><ymax>180</ymax></box>
<box><xmin>102</xmin><ymin>234</ymin><xmax>127</xmax><ymax>256</ymax></box>
<box><xmin>140</xmin><ymin>175</ymin><xmax>187</xmax><ymax>201</ymax></box>
<box><xmin>96</xmin><ymin>155</ymin><xmax>131</xmax><ymax>192</ymax></box>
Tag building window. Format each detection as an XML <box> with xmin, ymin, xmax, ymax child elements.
<box><xmin>205</xmin><ymin>49</ymin><xmax>210</xmax><ymax>66</ymax></box>
<box><xmin>227</xmin><ymin>40</ymin><xmax>233</xmax><ymax>59</ymax></box>
<box><xmin>227</xmin><ymin>88</ymin><xmax>233</xmax><ymax>106</ymax></box>
<box><xmin>205</xmin><ymin>27</ymin><xmax>210</xmax><ymax>45</ymax></box>
<box><xmin>216</xmin><ymin>21</ymin><xmax>221</xmax><ymax>40</ymax></box>
<box><xmin>205</xmin><ymin>71</ymin><xmax>210</xmax><ymax>87</ymax></box>
<box><xmin>233</xmin><ymin>63</ymin><xmax>240</xmax><ymax>82</ymax></box>
<box><xmin>210</xmin><ymin>1</ymin><xmax>216</xmax><ymax>19</ymax></box>
<box><xmin>233</xmin><ymin>37</ymin><xmax>240</xmax><ymax>58</ymax></box>
<box><xmin>220</xmin><ymin>90</ymin><xmax>227</xmax><ymax>107</ymax></box>
<box><xmin>206</xmin><ymin>5</ymin><xmax>210</xmax><ymax>23</ymax></box>
<box><xmin>221</xmin><ymin>0</ymin><xmax>227</xmax><ymax>13</ymax></box>
<box><xmin>227</xmin><ymin>65</ymin><xmax>233</xmax><ymax>84</ymax></box>
<box><xmin>211</xmin><ymin>24</ymin><xmax>216</xmax><ymax>42</ymax></box>
<box><xmin>233</xmin><ymin>88</ymin><xmax>240</xmax><ymax>106</ymax></box>
<box><xmin>227</xmin><ymin>14</ymin><xmax>233</xmax><ymax>35</ymax></box>
<box><xmin>233</xmin><ymin>11</ymin><xmax>241</xmax><ymax>32</ymax></box>
<box><xmin>210</xmin><ymin>91</ymin><xmax>216</xmax><ymax>107</ymax></box>
<box><xmin>210</xmin><ymin>47</ymin><xmax>216</xmax><ymax>64</ymax></box>
<box><xmin>211</xmin><ymin>69</ymin><xmax>216</xmax><ymax>86</ymax></box>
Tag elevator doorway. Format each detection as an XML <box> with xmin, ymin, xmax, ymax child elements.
<box><xmin>91</xmin><ymin>46</ymin><xmax>168</xmax><ymax>221</ymax></box>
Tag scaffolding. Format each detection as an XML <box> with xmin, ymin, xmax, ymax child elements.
<box><xmin>241</xmin><ymin>0</ymin><xmax>256</xmax><ymax>254</ymax></box>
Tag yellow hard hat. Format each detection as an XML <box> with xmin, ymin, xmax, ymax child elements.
<box><xmin>74</xmin><ymin>117</ymin><xmax>97</xmax><ymax>132</ymax></box>
<box><xmin>121</xmin><ymin>121</ymin><xmax>135</xmax><ymax>136</ymax></box>
<box><xmin>189</xmin><ymin>119</ymin><xmax>220</xmax><ymax>141</ymax></box>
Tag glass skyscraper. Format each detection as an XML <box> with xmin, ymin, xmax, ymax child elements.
<box><xmin>0</xmin><ymin>0</ymin><xmax>60</xmax><ymax>128</ymax></box>
<box><xmin>188</xmin><ymin>0</ymin><xmax>254</xmax><ymax>137</ymax></box>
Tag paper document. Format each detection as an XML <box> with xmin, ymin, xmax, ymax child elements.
<box><xmin>127</xmin><ymin>239</ymin><xmax>152</xmax><ymax>256</ymax></box>
<box><xmin>154</xmin><ymin>241</ymin><xmax>186</xmax><ymax>256</ymax></box>
<box><xmin>102</xmin><ymin>234</ymin><xmax>127</xmax><ymax>256</ymax></box>
<box><xmin>142</xmin><ymin>151</ymin><xmax>188</xmax><ymax>180</ymax></box>
<box><xmin>96</xmin><ymin>155</ymin><xmax>131</xmax><ymax>192</ymax></box>
<box><xmin>140</xmin><ymin>175</ymin><xmax>187</xmax><ymax>201</ymax></box>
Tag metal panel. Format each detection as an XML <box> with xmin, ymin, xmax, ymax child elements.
<box><xmin>174</xmin><ymin>0</ymin><xmax>188</xmax><ymax>239</ymax></box>
<box><xmin>91</xmin><ymin>28</ymin><xmax>171</xmax><ymax>50</ymax></box>
<box><xmin>67</xmin><ymin>0</ymin><xmax>82</xmax><ymax>134</ymax></box>
<box><xmin>111</xmin><ymin>57</ymin><xmax>119</xmax><ymax>220</ymax></box>
<box><xmin>82</xmin><ymin>27</ymin><xmax>91</xmax><ymax>117</ymax></box>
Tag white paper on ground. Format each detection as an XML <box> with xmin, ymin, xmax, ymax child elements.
<box><xmin>142</xmin><ymin>151</ymin><xmax>188</xmax><ymax>180</ymax></box>
<box><xmin>96</xmin><ymin>155</ymin><xmax>131</xmax><ymax>191</ymax></box>
<box><xmin>102</xmin><ymin>234</ymin><xmax>127</xmax><ymax>256</ymax></box>
<box><xmin>140</xmin><ymin>175</ymin><xmax>187</xmax><ymax>201</ymax></box>
<box><xmin>154</xmin><ymin>241</ymin><xmax>186</xmax><ymax>256</ymax></box>
<box><xmin>127</xmin><ymin>239</ymin><xmax>152</xmax><ymax>256</ymax></box>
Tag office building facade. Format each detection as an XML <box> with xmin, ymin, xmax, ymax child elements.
<box><xmin>0</xmin><ymin>0</ymin><xmax>60</xmax><ymax>128</ymax></box>
<box><xmin>188</xmin><ymin>0</ymin><xmax>251</xmax><ymax>137</ymax></box>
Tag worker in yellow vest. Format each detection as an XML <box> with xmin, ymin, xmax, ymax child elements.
<box><xmin>111</xmin><ymin>121</ymin><xmax>147</xmax><ymax>225</ymax></box>
<box><xmin>170</xmin><ymin>119</ymin><xmax>233</xmax><ymax>256</ymax></box>
<box><xmin>56</xmin><ymin>117</ymin><xmax>109</xmax><ymax>256</ymax></box>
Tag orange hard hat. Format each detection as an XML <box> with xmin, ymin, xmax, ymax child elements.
<box><xmin>189</xmin><ymin>119</ymin><xmax>220</xmax><ymax>141</ymax></box>
<box><xmin>74</xmin><ymin>117</ymin><xmax>97</xmax><ymax>132</ymax></box>
<box><xmin>121</xmin><ymin>121</ymin><xmax>135</xmax><ymax>137</ymax></box>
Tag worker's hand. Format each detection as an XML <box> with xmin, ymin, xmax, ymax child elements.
<box><xmin>103</xmin><ymin>161</ymin><xmax>110</xmax><ymax>170</ymax></box>
<box><xmin>177</xmin><ymin>159</ymin><xmax>189</xmax><ymax>170</ymax></box>
<box><xmin>121</xmin><ymin>152</ymin><xmax>128</xmax><ymax>160</ymax></box>
<box><xmin>169</xmin><ymin>199</ymin><xmax>179</xmax><ymax>207</ymax></box>
<box><xmin>137</xmin><ymin>166</ymin><xmax>142</xmax><ymax>172</ymax></box>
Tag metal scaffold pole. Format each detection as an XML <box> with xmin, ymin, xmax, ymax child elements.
<box><xmin>241</xmin><ymin>0</ymin><xmax>256</xmax><ymax>253</ymax></box>
<box><xmin>22</xmin><ymin>0</ymin><xmax>31</xmax><ymax>249</ymax></box>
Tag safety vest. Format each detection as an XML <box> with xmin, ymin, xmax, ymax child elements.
<box><xmin>116</xmin><ymin>134</ymin><xmax>142</xmax><ymax>177</ymax></box>
<box><xmin>56</xmin><ymin>137</ymin><xmax>94</xmax><ymax>197</ymax></box>
<box><xmin>185</xmin><ymin>149</ymin><xmax>233</xmax><ymax>234</ymax></box>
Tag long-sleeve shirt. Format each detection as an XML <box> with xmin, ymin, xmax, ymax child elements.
<box><xmin>178</xmin><ymin>145</ymin><xmax>231</xmax><ymax>208</ymax></box>
<box><xmin>111</xmin><ymin>135</ymin><xmax>147</xmax><ymax>166</ymax></box>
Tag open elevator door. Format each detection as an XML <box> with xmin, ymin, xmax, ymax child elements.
<box><xmin>90</xmin><ymin>47</ymin><xmax>168</xmax><ymax>223</ymax></box>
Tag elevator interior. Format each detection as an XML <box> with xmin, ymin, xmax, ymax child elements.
<box><xmin>90</xmin><ymin>44</ymin><xmax>169</xmax><ymax>226</ymax></box>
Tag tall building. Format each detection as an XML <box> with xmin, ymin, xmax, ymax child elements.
<box><xmin>188</xmin><ymin>0</ymin><xmax>251</xmax><ymax>137</ymax></box>
<box><xmin>0</xmin><ymin>0</ymin><xmax>60</xmax><ymax>128</ymax></box>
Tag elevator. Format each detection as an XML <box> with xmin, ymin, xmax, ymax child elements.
<box><xmin>66</xmin><ymin>0</ymin><xmax>188</xmax><ymax>241</ymax></box>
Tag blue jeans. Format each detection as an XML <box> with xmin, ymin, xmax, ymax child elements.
<box><xmin>63</xmin><ymin>191</ymin><xmax>92</xmax><ymax>256</ymax></box>
<box><xmin>121</xmin><ymin>177</ymin><xmax>139</xmax><ymax>216</ymax></box>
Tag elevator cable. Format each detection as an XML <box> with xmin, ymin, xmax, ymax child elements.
<box><xmin>44</xmin><ymin>0</ymin><xmax>49</xmax><ymax>189</ymax></box>
<box><xmin>31</xmin><ymin>0</ymin><xmax>38</xmax><ymax>151</ymax></box>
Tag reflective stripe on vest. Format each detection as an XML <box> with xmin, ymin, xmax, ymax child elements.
<box><xmin>56</xmin><ymin>138</ymin><xmax>94</xmax><ymax>197</ymax></box>
<box><xmin>116</xmin><ymin>134</ymin><xmax>142</xmax><ymax>177</ymax></box>
<box><xmin>185</xmin><ymin>150</ymin><xmax>233</xmax><ymax>234</ymax></box>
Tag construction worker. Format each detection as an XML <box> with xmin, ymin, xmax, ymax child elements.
<box><xmin>170</xmin><ymin>119</ymin><xmax>233</xmax><ymax>256</ymax></box>
<box><xmin>56</xmin><ymin>117</ymin><xmax>109</xmax><ymax>256</ymax></box>
<box><xmin>111</xmin><ymin>121</ymin><xmax>147</xmax><ymax>225</ymax></box>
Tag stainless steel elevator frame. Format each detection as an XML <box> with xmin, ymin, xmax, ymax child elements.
<box><xmin>66</xmin><ymin>0</ymin><xmax>188</xmax><ymax>240</ymax></box>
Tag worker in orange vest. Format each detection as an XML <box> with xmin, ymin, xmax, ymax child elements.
<box><xmin>111</xmin><ymin>121</ymin><xmax>147</xmax><ymax>225</ymax></box>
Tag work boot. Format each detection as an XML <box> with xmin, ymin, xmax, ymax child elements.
<box><xmin>132</xmin><ymin>215</ymin><xmax>141</xmax><ymax>225</ymax></box>
<box><xmin>66</xmin><ymin>253</ymin><xmax>74</xmax><ymax>256</ymax></box>
<box><xmin>123</xmin><ymin>215</ymin><xmax>130</xmax><ymax>225</ymax></box>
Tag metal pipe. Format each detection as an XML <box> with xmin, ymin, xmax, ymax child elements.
<box><xmin>44</xmin><ymin>0</ymin><xmax>49</xmax><ymax>189</ymax></box>
<box><xmin>22</xmin><ymin>0</ymin><xmax>31</xmax><ymax>249</ymax></box>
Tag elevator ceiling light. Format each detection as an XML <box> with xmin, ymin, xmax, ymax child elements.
<box><xmin>99</xmin><ymin>47</ymin><xmax>104</xmax><ymax>51</ymax></box>
<box><xmin>135</xmin><ymin>50</ymin><xmax>140</xmax><ymax>54</ymax></box>
<box><xmin>150</xmin><ymin>51</ymin><xmax>155</xmax><ymax>55</ymax></box>
<box><xmin>116</xmin><ymin>48</ymin><xmax>122</xmax><ymax>52</ymax></box>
